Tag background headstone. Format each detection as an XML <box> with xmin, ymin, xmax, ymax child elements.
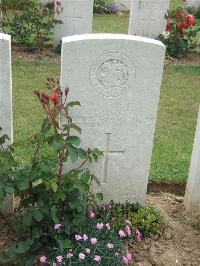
<box><xmin>0</xmin><ymin>33</ymin><xmax>14</xmax><ymax>215</ymax></box>
<box><xmin>61</xmin><ymin>34</ymin><xmax>165</xmax><ymax>203</ymax></box>
<box><xmin>129</xmin><ymin>0</ymin><xmax>170</xmax><ymax>39</ymax></box>
<box><xmin>184</xmin><ymin>109</ymin><xmax>200</xmax><ymax>213</ymax></box>
<box><xmin>54</xmin><ymin>0</ymin><xmax>94</xmax><ymax>47</ymax></box>
<box><xmin>184</xmin><ymin>0</ymin><xmax>200</xmax><ymax>8</ymax></box>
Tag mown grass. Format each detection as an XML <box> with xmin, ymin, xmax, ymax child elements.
<box><xmin>12</xmin><ymin>59</ymin><xmax>200</xmax><ymax>183</ymax></box>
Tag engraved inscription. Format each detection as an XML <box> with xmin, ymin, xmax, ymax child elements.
<box><xmin>90</xmin><ymin>53</ymin><xmax>136</xmax><ymax>98</ymax></box>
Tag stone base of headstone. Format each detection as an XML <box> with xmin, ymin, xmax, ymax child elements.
<box><xmin>1</xmin><ymin>194</ymin><xmax>14</xmax><ymax>215</ymax></box>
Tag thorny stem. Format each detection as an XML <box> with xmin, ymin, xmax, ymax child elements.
<box><xmin>77</xmin><ymin>158</ymin><xmax>89</xmax><ymax>170</ymax></box>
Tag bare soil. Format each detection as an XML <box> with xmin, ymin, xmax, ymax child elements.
<box><xmin>132</xmin><ymin>193</ymin><xmax>200</xmax><ymax>266</ymax></box>
<box><xmin>11</xmin><ymin>45</ymin><xmax>200</xmax><ymax>66</ymax></box>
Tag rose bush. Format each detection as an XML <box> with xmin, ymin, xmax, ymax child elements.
<box><xmin>0</xmin><ymin>0</ymin><xmax>62</xmax><ymax>52</ymax></box>
<box><xmin>159</xmin><ymin>8</ymin><xmax>199</xmax><ymax>57</ymax></box>
<box><xmin>0</xmin><ymin>78</ymin><xmax>103</xmax><ymax>265</ymax></box>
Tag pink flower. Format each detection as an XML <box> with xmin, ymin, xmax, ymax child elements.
<box><xmin>127</xmin><ymin>252</ymin><xmax>132</xmax><ymax>261</ymax></box>
<box><xmin>136</xmin><ymin>229</ymin><xmax>142</xmax><ymax>240</ymax></box>
<box><xmin>39</xmin><ymin>256</ymin><xmax>47</xmax><ymax>263</ymax></box>
<box><xmin>96</xmin><ymin>223</ymin><xmax>104</xmax><ymax>230</ymax></box>
<box><xmin>125</xmin><ymin>219</ymin><xmax>131</xmax><ymax>225</ymax></box>
<box><xmin>67</xmin><ymin>252</ymin><xmax>73</xmax><ymax>259</ymax></box>
<box><xmin>115</xmin><ymin>252</ymin><xmax>119</xmax><ymax>257</ymax></box>
<box><xmin>107</xmin><ymin>204</ymin><xmax>112</xmax><ymax>209</ymax></box>
<box><xmin>122</xmin><ymin>251</ymin><xmax>133</xmax><ymax>264</ymax></box>
<box><xmin>122</xmin><ymin>256</ymin><xmax>129</xmax><ymax>264</ymax></box>
<box><xmin>56</xmin><ymin>255</ymin><xmax>63</xmax><ymax>263</ymax></box>
<box><xmin>85</xmin><ymin>248</ymin><xmax>91</xmax><ymax>254</ymax></box>
<box><xmin>83</xmin><ymin>234</ymin><xmax>88</xmax><ymax>241</ymax></box>
<box><xmin>125</xmin><ymin>225</ymin><xmax>131</xmax><ymax>236</ymax></box>
<box><xmin>89</xmin><ymin>211</ymin><xmax>95</xmax><ymax>218</ymax></box>
<box><xmin>119</xmin><ymin>230</ymin><xmax>126</xmax><ymax>238</ymax></box>
<box><xmin>54</xmin><ymin>224</ymin><xmax>61</xmax><ymax>231</ymax></box>
<box><xmin>91</xmin><ymin>238</ymin><xmax>97</xmax><ymax>244</ymax></box>
<box><xmin>105</xmin><ymin>223</ymin><xmax>111</xmax><ymax>230</ymax></box>
<box><xmin>79</xmin><ymin>253</ymin><xmax>85</xmax><ymax>260</ymax></box>
<box><xmin>107</xmin><ymin>243</ymin><xmax>113</xmax><ymax>249</ymax></box>
<box><xmin>75</xmin><ymin>234</ymin><xmax>82</xmax><ymax>241</ymax></box>
<box><xmin>94</xmin><ymin>255</ymin><xmax>101</xmax><ymax>262</ymax></box>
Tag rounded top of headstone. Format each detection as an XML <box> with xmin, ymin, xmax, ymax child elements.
<box><xmin>62</xmin><ymin>33</ymin><xmax>165</xmax><ymax>48</ymax></box>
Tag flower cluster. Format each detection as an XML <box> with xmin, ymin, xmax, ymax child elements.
<box><xmin>166</xmin><ymin>9</ymin><xmax>195</xmax><ymax>33</ymax></box>
<box><xmin>159</xmin><ymin>7</ymin><xmax>198</xmax><ymax>57</ymax></box>
<box><xmin>118</xmin><ymin>220</ymin><xmax>142</xmax><ymax>240</ymax></box>
<box><xmin>38</xmin><ymin>215</ymin><xmax>134</xmax><ymax>265</ymax></box>
<box><xmin>107</xmin><ymin>3</ymin><xmax>119</xmax><ymax>14</ymax></box>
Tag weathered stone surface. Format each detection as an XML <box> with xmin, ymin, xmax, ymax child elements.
<box><xmin>61</xmin><ymin>34</ymin><xmax>165</xmax><ymax>203</ymax></box>
<box><xmin>184</xmin><ymin>109</ymin><xmax>200</xmax><ymax>213</ymax></box>
<box><xmin>54</xmin><ymin>0</ymin><xmax>94</xmax><ymax>47</ymax></box>
<box><xmin>0</xmin><ymin>33</ymin><xmax>14</xmax><ymax>215</ymax></box>
<box><xmin>129</xmin><ymin>0</ymin><xmax>170</xmax><ymax>39</ymax></box>
<box><xmin>184</xmin><ymin>0</ymin><xmax>200</xmax><ymax>8</ymax></box>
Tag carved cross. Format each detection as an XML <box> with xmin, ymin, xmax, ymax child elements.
<box><xmin>102</xmin><ymin>133</ymin><xmax>125</xmax><ymax>183</ymax></box>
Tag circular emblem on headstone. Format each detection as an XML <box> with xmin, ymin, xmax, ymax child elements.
<box><xmin>90</xmin><ymin>52</ymin><xmax>136</xmax><ymax>98</ymax></box>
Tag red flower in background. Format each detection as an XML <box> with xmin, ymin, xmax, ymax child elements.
<box><xmin>187</xmin><ymin>14</ymin><xmax>195</xmax><ymax>26</ymax></box>
<box><xmin>50</xmin><ymin>92</ymin><xmax>59</xmax><ymax>103</ymax></box>
<box><xmin>180</xmin><ymin>21</ymin><xmax>188</xmax><ymax>31</ymax></box>
<box><xmin>166</xmin><ymin>20</ymin><xmax>171</xmax><ymax>31</ymax></box>
<box><xmin>179</xmin><ymin>10</ymin><xmax>187</xmax><ymax>18</ymax></box>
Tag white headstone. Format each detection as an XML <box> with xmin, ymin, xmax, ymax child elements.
<box><xmin>129</xmin><ymin>0</ymin><xmax>170</xmax><ymax>39</ymax></box>
<box><xmin>184</xmin><ymin>0</ymin><xmax>200</xmax><ymax>8</ymax></box>
<box><xmin>54</xmin><ymin>0</ymin><xmax>94</xmax><ymax>47</ymax></box>
<box><xmin>0</xmin><ymin>33</ymin><xmax>14</xmax><ymax>215</ymax></box>
<box><xmin>184</xmin><ymin>109</ymin><xmax>200</xmax><ymax>213</ymax></box>
<box><xmin>61</xmin><ymin>34</ymin><xmax>165</xmax><ymax>203</ymax></box>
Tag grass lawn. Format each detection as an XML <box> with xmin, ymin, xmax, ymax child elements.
<box><xmin>11</xmin><ymin>3</ymin><xmax>200</xmax><ymax>183</ymax></box>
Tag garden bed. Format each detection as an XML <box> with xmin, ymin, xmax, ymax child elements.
<box><xmin>1</xmin><ymin>192</ymin><xmax>200</xmax><ymax>265</ymax></box>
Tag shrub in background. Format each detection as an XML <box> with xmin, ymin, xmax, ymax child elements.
<box><xmin>107</xmin><ymin>3</ymin><xmax>119</xmax><ymax>14</ymax></box>
<box><xmin>93</xmin><ymin>0</ymin><xmax>118</xmax><ymax>14</ymax></box>
<box><xmin>97</xmin><ymin>202</ymin><xmax>164</xmax><ymax>237</ymax></box>
<box><xmin>0</xmin><ymin>79</ymin><xmax>103</xmax><ymax>265</ymax></box>
<box><xmin>159</xmin><ymin>8</ymin><xmax>199</xmax><ymax>58</ymax></box>
<box><xmin>0</xmin><ymin>0</ymin><xmax>62</xmax><ymax>52</ymax></box>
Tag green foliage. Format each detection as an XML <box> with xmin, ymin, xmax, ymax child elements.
<box><xmin>93</xmin><ymin>0</ymin><xmax>110</xmax><ymax>14</ymax></box>
<box><xmin>0</xmin><ymin>79</ymin><xmax>103</xmax><ymax>265</ymax></box>
<box><xmin>159</xmin><ymin>8</ymin><xmax>200</xmax><ymax>58</ymax></box>
<box><xmin>0</xmin><ymin>0</ymin><xmax>36</xmax><ymax>10</ymax></box>
<box><xmin>0</xmin><ymin>0</ymin><xmax>62</xmax><ymax>52</ymax></box>
<box><xmin>98</xmin><ymin>202</ymin><xmax>164</xmax><ymax>236</ymax></box>
<box><xmin>185</xmin><ymin>6</ymin><xmax>200</xmax><ymax>19</ymax></box>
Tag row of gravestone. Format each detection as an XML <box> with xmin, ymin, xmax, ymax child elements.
<box><xmin>0</xmin><ymin>31</ymin><xmax>200</xmax><ymax>215</ymax></box>
<box><xmin>42</xmin><ymin>0</ymin><xmax>200</xmax><ymax>10</ymax></box>
<box><xmin>53</xmin><ymin>0</ymin><xmax>171</xmax><ymax>47</ymax></box>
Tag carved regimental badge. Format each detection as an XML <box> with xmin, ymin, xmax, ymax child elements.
<box><xmin>90</xmin><ymin>52</ymin><xmax>136</xmax><ymax>98</ymax></box>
